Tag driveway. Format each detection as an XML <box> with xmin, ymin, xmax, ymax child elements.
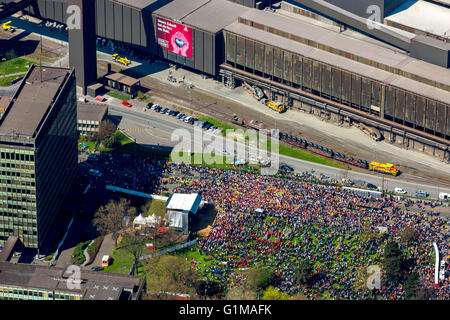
<box><xmin>87</xmin><ymin>233</ymin><xmax>115</xmax><ymax>269</ymax></box>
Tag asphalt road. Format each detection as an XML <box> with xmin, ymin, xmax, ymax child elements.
<box><xmin>102</xmin><ymin>97</ymin><xmax>450</xmax><ymax>200</ymax></box>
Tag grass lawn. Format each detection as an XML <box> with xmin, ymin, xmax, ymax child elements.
<box><xmin>106</xmin><ymin>91</ymin><xmax>130</xmax><ymax>102</ymax></box>
<box><xmin>0</xmin><ymin>75</ymin><xmax>22</xmax><ymax>87</ymax></box>
<box><xmin>102</xmin><ymin>246</ymin><xmax>145</xmax><ymax>276</ymax></box>
<box><xmin>0</xmin><ymin>57</ymin><xmax>34</xmax><ymax>75</ymax></box>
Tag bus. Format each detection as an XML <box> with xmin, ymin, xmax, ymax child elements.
<box><xmin>265</xmin><ymin>100</ymin><xmax>285</xmax><ymax>113</ymax></box>
<box><xmin>368</xmin><ymin>161</ymin><xmax>399</xmax><ymax>176</ymax></box>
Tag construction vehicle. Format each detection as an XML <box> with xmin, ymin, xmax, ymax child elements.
<box><xmin>112</xmin><ymin>53</ymin><xmax>131</xmax><ymax>66</ymax></box>
<box><xmin>265</xmin><ymin>99</ymin><xmax>285</xmax><ymax>113</ymax></box>
<box><xmin>243</xmin><ymin>82</ymin><xmax>265</xmax><ymax>101</ymax></box>
<box><xmin>368</xmin><ymin>161</ymin><xmax>399</xmax><ymax>176</ymax></box>
<box><xmin>2</xmin><ymin>16</ymin><xmax>22</xmax><ymax>31</ymax></box>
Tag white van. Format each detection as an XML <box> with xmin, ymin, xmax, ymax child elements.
<box><xmin>394</xmin><ymin>187</ymin><xmax>407</xmax><ymax>194</ymax></box>
<box><xmin>439</xmin><ymin>192</ymin><xmax>449</xmax><ymax>200</ymax></box>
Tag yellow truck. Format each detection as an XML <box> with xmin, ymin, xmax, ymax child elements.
<box><xmin>368</xmin><ymin>161</ymin><xmax>399</xmax><ymax>176</ymax></box>
<box><xmin>112</xmin><ymin>53</ymin><xmax>131</xmax><ymax>66</ymax></box>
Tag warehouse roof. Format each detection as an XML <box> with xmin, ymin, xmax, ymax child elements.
<box><xmin>0</xmin><ymin>66</ymin><xmax>71</xmax><ymax>140</ymax></box>
<box><xmin>153</xmin><ymin>0</ymin><xmax>249</xmax><ymax>33</ymax></box>
<box><xmin>235</xmin><ymin>9</ymin><xmax>450</xmax><ymax>89</ymax></box>
<box><xmin>153</xmin><ymin>0</ymin><xmax>210</xmax><ymax>21</ymax></box>
<box><xmin>181</xmin><ymin>0</ymin><xmax>250</xmax><ymax>33</ymax></box>
<box><xmin>224</xmin><ymin>21</ymin><xmax>450</xmax><ymax>104</ymax></box>
<box><xmin>112</xmin><ymin>0</ymin><xmax>163</xmax><ymax>11</ymax></box>
<box><xmin>385</xmin><ymin>0</ymin><xmax>450</xmax><ymax>38</ymax></box>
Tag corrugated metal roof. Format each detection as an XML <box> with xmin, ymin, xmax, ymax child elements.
<box><xmin>236</xmin><ymin>9</ymin><xmax>450</xmax><ymax>88</ymax></box>
<box><xmin>224</xmin><ymin>21</ymin><xmax>450</xmax><ymax>104</ymax></box>
<box><xmin>153</xmin><ymin>0</ymin><xmax>211</xmax><ymax>21</ymax></box>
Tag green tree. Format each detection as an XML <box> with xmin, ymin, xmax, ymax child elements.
<box><xmin>243</xmin><ymin>265</ymin><xmax>274</xmax><ymax>292</ymax></box>
<box><xmin>383</xmin><ymin>241</ymin><xmax>403</xmax><ymax>283</ymax></box>
<box><xmin>400</xmin><ymin>226</ymin><xmax>418</xmax><ymax>243</ymax></box>
<box><xmin>120</xmin><ymin>232</ymin><xmax>146</xmax><ymax>275</ymax></box>
<box><xmin>145</xmin><ymin>255</ymin><xmax>199</xmax><ymax>299</ymax></box>
<box><xmin>261</xmin><ymin>286</ymin><xmax>291</xmax><ymax>300</ymax></box>
<box><xmin>296</xmin><ymin>259</ymin><xmax>314</xmax><ymax>284</ymax></box>
<box><xmin>404</xmin><ymin>272</ymin><xmax>420</xmax><ymax>300</ymax></box>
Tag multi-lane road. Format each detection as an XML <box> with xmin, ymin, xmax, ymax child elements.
<box><xmin>102</xmin><ymin>97</ymin><xmax>450</xmax><ymax>200</ymax></box>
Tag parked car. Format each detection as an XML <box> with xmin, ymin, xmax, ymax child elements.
<box><xmin>151</xmin><ymin>104</ymin><xmax>159</xmax><ymax>110</ymax></box>
<box><xmin>367</xmin><ymin>183</ymin><xmax>377</xmax><ymax>189</ymax></box>
<box><xmin>177</xmin><ymin>113</ymin><xmax>185</xmax><ymax>119</ymax></box>
<box><xmin>146</xmin><ymin>103</ymin><xmax>152</xmax><ymax>109</ymax></box>
<box><xmin>394</xmin><ymin>187</ymin><xmax>407</xmax><ymax>194</ymax></box>
<box><xmin>414</xmin><ymin>190</ymin><xmax>429</xmax><ymax>197</ymax></box>
<box><xmin>171</xmin><ymin>110</ymin><xmax>179</xmax><ymax>116</ymax></box>
<box><xmin>184</xmin><ymin>116</ymin><xmax>192</xmax><ymax>123</ymax></box>
<box><xmin>160</xmin><ymin>107</ymin><xmax>168</xmax><ymax>114</ymax></box>
<box><xmin>91</xmin><ymin>266</ymin><xmax>104</xmax><ymax>271</ymax></box>
<box><xmin>96</xmin><ymin>97</ymin><xmax>106</xmax><ymax>102</ymax></box>
<box><xmin>122</xmin><ymin>101</ymin><xmax>132</xmax><ymax>108</ymax></box>
<box><xmin>89</xmin><ymin>169</ymin><xmax>102</xmax><ymax>177</ymax></box>
<box><xmin>280</xmin><ymin>163</ymin><xmax>294</xmax><ymax>173</ymax></box>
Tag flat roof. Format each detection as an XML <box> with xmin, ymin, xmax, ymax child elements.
<box><xmin>385</xmin><ymin>0</ymin><xmax>450</xmax><ymax>38</ymax></box>
<box><xmin>77</xmin><ymin>102</ymin><xmax>108</xmax><ymax>122</ymax></box>
<box><xmin>105</xmin><ymin>72</ymin><xmax>140</xmax><ymax>87</ymax></box>
<box><xmin>224</xmin><ymin>21</ymin><xmax>450</xmax><ymax>105</ymax></box>
<box><xmin>180</xmin><ymin>0</ymin><xmax>250</xmax><ymax>33</ymax></box>
<box><xmin>235</xmin><ymin>9</ymin><xmax>450</xmax><ymax>88</ymax></box>
<box><xmin>0</xmin><ymin>66</ymin><xmax>71</xmax><ymax>139</ymax></box>
<box><xmin>0</xmin><ymin>261</ymin><xmax>143</xmax><ymax>300</ymax></box>
<box><xmin>153</xmin><ymin>0</ymin><xmax>249</xmax><ymax>34</ymax></box>
<box><xmin>153</xmin><ymin>0</ymin><xmax>210</xmax><ymax>21</ymax></box>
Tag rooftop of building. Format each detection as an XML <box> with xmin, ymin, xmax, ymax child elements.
<box><xmin>153</xmin><ymin>0</ymin><xmax>250</xmax><ymax>34</ymax></box>
<box><xmin>77</xmin><ymin>102</ymin><xmax>108</xmax><ymax>122</ymax></box>
<box><xmin>230</xmin><ymin>8</ymin><xmax>450</xmax><ymax>89</ymax></box>
<box><xmin>105</xmin><ymin>72</ymin><xmax>140</xmax><ymax>87</ymax></box>
<box><xmin>0</xmin><ymin>66</ymin><xmax>72</xmax><ymax>141</ymax></box>
<box><xmin>224</xmin><ymin>20</ymin><xmax>450</xmax><ymax>104</ymax></box>
<box><xmin>385</xmin><ymin>0</ymin><xmax>450</xmax><ymax>38</ymax></box>
<box><xmin>0</xmin><ymin>261</ymin><xmax>144</xmax><ymax>300</ymax></box>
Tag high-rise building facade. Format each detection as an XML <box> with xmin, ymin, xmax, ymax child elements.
<box><xmin>0</xmin><ymin>66</ymin><xmax>78</xmax><ymax>249</ymax></box>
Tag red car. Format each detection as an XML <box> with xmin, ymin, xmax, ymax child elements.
<box><xmin>122</xmin><ymin>101</ymin><xmax>132</xmax><ymax>108</ymax></box>
<box><xmin>96</xmin><ymin>97</ymin><xmax>106</xmax><ymax>102</ymax></box>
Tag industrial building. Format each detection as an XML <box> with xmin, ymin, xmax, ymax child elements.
<box><xmin>1</xmin><ymin>0</ymin><xmax>449</xmax><ymax>160</ymax></box>
<box><xmin>77</xmin><ymin>102</ymin><xmax>108</xmax><ymax>135</ymax></box>
<box><xmin>0</xmin><ymin>65</ymin><xmax>78</xmax><ymax>249</ymax></box>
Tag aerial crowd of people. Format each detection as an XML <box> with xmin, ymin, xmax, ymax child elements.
<box><xmin>159</xmin><ymin>163</ymin><xmax>449</xmax><ymax>300</ymax></box>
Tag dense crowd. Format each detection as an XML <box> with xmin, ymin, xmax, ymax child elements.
<box><xmin>161</xmin><ymin>163</ymin><xmax>449</xmax><ymax>300</ymax></box>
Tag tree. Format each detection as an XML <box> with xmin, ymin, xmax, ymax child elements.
<box><xmin>98</xmin><ymin>119</ymin><xmax>117</xmax><ymax>142</ymax></box>
<box><xmin>243</xmin><ymin>265</ymin><xmax>274</xmax><ymax>292</ymax></box>
<box><xmin>92</xmin><ymin>198</ymin><xmax>136</xmax><ymax>248</ymax></box>
<box><xmin>261</xmin><ymin>286</ymin><xmax>291</xmax><ymax>300</ymax></box>
<box><xmin>383</xmin><ymin>241</ymin><xmax>403</xmax><ymax>283</ymax></box>
<box><xmin>404</xmin><ymin>272</ymin><xmax>420</xmax><ymax>300</ymax></box>
<box><xmin>400</xmin><ymin>226</ymin><xmax>418</xmax><ymax>243</ymax></box>
<box><xmin>144</xmin><ymin>255</ymin><xmax>199</xmax><ymax>299</ymax></box>
<box><xmin>296</xmin><ymin>259</ymin><xmax>314</xmax><ymax>285</ymax></box>
<box><xmin>120</xmin><ymin>231</ymin><xmax>146</xmax><ymax>275</ymax></box>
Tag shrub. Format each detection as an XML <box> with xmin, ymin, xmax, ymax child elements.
<box><xmin>86</xmin><ymin>237</ymin><xmax>104</xmax><ymax>265</ymax></box>
<box><xmin>71</xmin><ymin>240</ymin><xmax>91</xmax><ymax>265</ymax></box>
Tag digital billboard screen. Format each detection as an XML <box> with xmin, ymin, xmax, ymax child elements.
<box><xmin>156</xmin><ymin>17</ymin><xmax>193</xmax><ymax>59</ymax></box>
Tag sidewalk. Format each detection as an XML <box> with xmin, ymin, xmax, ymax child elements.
<box><xmin>87</xmin><ymin>233</ymin><xmax>115</xmax><ymax>269</ymax></box>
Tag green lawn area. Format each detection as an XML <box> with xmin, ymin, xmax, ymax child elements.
<box><xmin>0</xmin><ymin>75</ymin><xmax>23</xmax><ymax>87</ymax></box>
<box><xmin>0</xmin><ymin>57</ymin><xmax>34</xmax><ymax>75</ymax></box>
<box><xmin>106</xmin><ymin>91</ymin><xmax>130</xmax><ymax>101</ymax></box>
<box><xmin>79</xmin><ymin>130</ymin><xmax>134</xmax><ymax>152</ymax></box>
<box><xmin>102</xmin><ymin>246</ymin><xmax>145</xmax><ymax>276</ymax></box>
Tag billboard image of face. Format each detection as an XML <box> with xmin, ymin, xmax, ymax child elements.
<box><xmin>156</xmin><ymin>17</ymin><xmax>193</xmax><ymax>59</ymax></box>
